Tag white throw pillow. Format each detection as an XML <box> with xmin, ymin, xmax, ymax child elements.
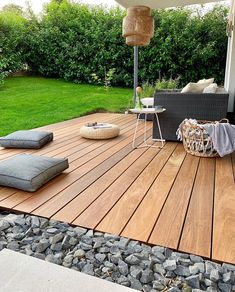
<box><xmin>181</xmin><ymin>82</ymin><xmax>211</xmax><ymax>93</ymax></box>
<box><xmin>203</xmin><ymin>83</ymin><xmax>218</xmax><ymax>93</ymax></box>
<box><xmin>197</xmin><ymin>78</ymin><xmax>214</xmax><ymax>84</ymax></box>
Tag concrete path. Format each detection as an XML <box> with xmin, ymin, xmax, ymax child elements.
<box><xmin>0</xmin><ymin>249</ymin><xmax>136</xmax><ymax>292</ymax></box>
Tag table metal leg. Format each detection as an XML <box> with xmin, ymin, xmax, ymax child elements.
<box><xmin>132</xmin><ymin>113</ymin><xmax>141</xmax><ymax>148</ymax></box>
<box><xmin>153</xmin><ymin>113</ymin><xmax>165</xmax><ymax>148</ymax></box>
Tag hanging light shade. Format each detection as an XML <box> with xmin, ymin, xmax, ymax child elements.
<box><xmin>122</xmin><ymin>6</ymin><xmax>154</xmax><ymax>46</ymax></box>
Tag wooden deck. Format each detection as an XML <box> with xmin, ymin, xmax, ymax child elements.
<box><xmin>0</xmin><ymin>113</ymin><xmax>234</xmax><ymax>264</ymax></box>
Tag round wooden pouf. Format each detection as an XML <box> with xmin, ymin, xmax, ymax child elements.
<box><xmin>80</xmin><ymin>123</ymin><xmax>120</xmax><ymax>140</ymax></box>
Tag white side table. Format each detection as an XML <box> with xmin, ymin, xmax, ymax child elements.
<box><xmin>130</xmin><ymin>108</ymin><xmax>166</xmax><ymax>149</ymax></box>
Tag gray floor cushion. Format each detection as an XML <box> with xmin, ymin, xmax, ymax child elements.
<box><xmin>0</xmin><ymin>130</ymin><xmax>53</xmax><ymax>149</ymax></box>
<box><xmin>0</xmin><ymin>154</ymin><xmax>69</xmax><ymax>192</ymax></box>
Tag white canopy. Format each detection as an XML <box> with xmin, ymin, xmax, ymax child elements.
<box><xmin>115</xmin><ymin>0</ymin><xmax>226</xmax><ymax>9</ymax></box>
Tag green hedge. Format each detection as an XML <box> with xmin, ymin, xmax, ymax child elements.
<box><xmin>0</xmin><ymin>0</ymin><xmax>229</xmax><ymax>87</ymax></box>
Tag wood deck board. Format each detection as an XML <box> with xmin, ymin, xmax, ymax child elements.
<box><xmin>0</xmin><ymin>113</ymin><xmax>234</xmax><ymax>264</ymax></box>
<box><xmin>96</xmin><ymin>143</ymin><xmax>177</xmax><ymax>235</ymax></box>
<box><xmin>121</xmin><ymin>144</ymin><xmax>186</xmax><ymax>242</ymax></box>
<box><xmin>148</xmin><ymin>154</ymin><xmax>200</xmax><ymax>249</ymax></box>
<box><xmin>179</xmin><ymin>158</ymin><xmax>215</xmax><ymax>258</ymax></box>
<box><xmin>213</xmin><ymin>156</ymin><xmax>235</xmax><ymax>263</ymax></box>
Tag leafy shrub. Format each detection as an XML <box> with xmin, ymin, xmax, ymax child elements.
<box><xmin>155</xmin><ymin>77</ymin><xmax>180</xmax><ymax>90</ymax></box>
<box><xmin>0</xmin><ymin>1</ymin><xmax>229</xmax><ymax>87</ymax></box>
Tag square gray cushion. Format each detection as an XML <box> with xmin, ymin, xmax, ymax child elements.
<box><xmin>0</xmin><ymin>130</ymin><xmax>53</xmax><ymax>149</ymax></box>
<box><xmin>0</xmin><ymin>154</ymin><xmax>69</xmax><ymax>192</ymax></box>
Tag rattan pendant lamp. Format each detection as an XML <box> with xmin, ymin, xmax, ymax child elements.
<box><xmin>122</xmin><ymin>6</ymin><xmax>154</xmax><ymax>105</ymax></box>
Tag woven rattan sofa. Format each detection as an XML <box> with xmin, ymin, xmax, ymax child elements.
<box><xmin>152</xmin><ymin>88</ymin><xmax>229</xmax><ymax>141</ymax></box>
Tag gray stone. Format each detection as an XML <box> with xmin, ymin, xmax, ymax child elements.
<box><xmin>223</xmin><ymin>272</ymin><xmax>235</xmax><ymax>284</ymax></box>
<box><xmin>152</xmin><ymin>246</ymin><xmax>165</xmax><ymax>254</ymax></box>
<box><xmin>46</xmin><ymin>228</ymin><xmax>58</xmax><ymax>234</ymax></box>
<box><xmin>61</xmin><ymin>235</ymin><xmax>71</xmax><ymax>248</ymax></box>
<box><xmin>207</xmin><ymin>287</ymin><xmax>219</xmax><ymax>292</ymax></box>
<box><xmin>98</xmin><ymin>247</ymin><xmax>109</xmax><ymax>253</ymax></box>
<box><xmin>31</xmin><ymin>216</ymin><xmax>40</xmax><ymax>228</ymax></box>
<box><xmin>130</xmin><ymin>266</ymin><xmax>142</xmax><ymax>279</ymax></box>
<box><xmin>152</xmin><ymin>251</ymin><xmax>165</xmax><ymax>263</ymax></box>
<box><xmin>172</xmin><ymin>252</ymin><xmax>189</xmax><ymax>259</ymax></box>
<box><xmin>190</xmin><ymin>255</ymin><xmax>204</xmax><ymax>263</ymax></box>
<box><xmin>69</xmin><ymin>237</ymin><xmax>78</xmax><ymax>246</ymax></box>
<box><xmin>223</xmin><ymin>264</ymin><xmax>235</xmax><ymax>272</ymax></box>
<box><xmin>45</xmin><ymin>254</ymin><xmax>62</xmax><ymax>265</ymax></box>
<box><xmin>140</xmin><ymin>269</ymin><xmax>154</xmax><ymax>284</ymax></box>
<box><xmin>190</xmin><ymin>265</ymin><xmax>200</xmax><ymax>275</ymax></box>
<box><xmin>51</xmin><ymin>243</ymin><xmax>62</xmax><ymax>252</ymax></box>
<box><xmin>153</xmin><ymin>281</ymin><xmax>165</xmax><ymax>290</ymax></box>
<box><xmin>210</xmin><ymin>269</ymin><xmax>220</xmax><ymax>282</ymax></box>
<box><xmin>110</xmin><ymin>245</ymin><xmax>120</xmax><ymax>254</ymax></box>
<box><xmin>82</xmin><ymin>263</ymin><xmax>94</xmax><ymax>276</ymax></box>
<box><xmin>204</xmin><ymin>279</ymin><xmax>213</xmax><ymax>287</ymax></box>
<box><xmin>117</xmin><ymin>238</ymin><xmax>130</xmax><ymax>249</ymax></box>
<box><xmin>125</xmin><ymin>255</ymin><xmax>140</xmax><ymax>265</ymax></box>
<box><xmin>129</xmin><ymin>277</ymin><xmax>143</xmax><ymax>291</ymax></box>
<box><xmin>168</xmin><ymin>288</ymin><xmax>181</xmax><ymax>292</ymax></box>
<box><xmin>86</xmin><ymin>230</ymin><xmax>94</xmax><ymax>237</ymax></box>
<box><xmin>179</xmin><ymin>258</ymin><xmax>192</xmax><ymax>266</ymax></box>
<box><xmin>195</xmin><ymin>262</ymin><xmax>205</xmax><ymax>273</ymax></box>
<box><xmin>63</xmin><ymin>254</ymin><xmax>73</xmax><ymax>263</ymax></box>
<box><xmin>50</xmin><ymin>233</ymin><xmax>64</xmax><ymax>244</ymax></box>
<box><xmin>36</xmin><ymin>239</ymin><xmax>50</xmax><ymax>253</ymax></box>
<box><xmin>153</xmin><ymin>263</ymin><xmax>166</xmax><ymax>275</ymax></box>
<box><xmin>34</xmin><ymin>253</ymin><xmax>46</xmax><ymax>260</ymax></box>
<box><xmin>15</xmin><ymin>218</ymin><xmax>26</xmax><ymax>226</ymax></box>
<box><xmin>39</xmin><ymin>218</ymin><xmax>49</xmax><ymax>229</ymax></box>
<box><xmin>186</xmin><ymin>275</ymin><xmax>200</xmax><ymax>289</ymax></box>
<box><xmin>80</xmin><ymin>243</ymin><xmax>92</xmax><ymax>250</ymax></box>
<box><xmin>102</xmin><ymin>266</ymin><xmax>112</xmax><ymax>274</ymax></box>
<box><xmin>104</xmin><ymin>233</ymin><xmax>119</xmax><ymax>240</ymax></box>
<box><xmin>118</xmin><ymin>260</ymin><xmax>129</xmax><ymax>276</ymax></box>
<box><xmin>110</xmin><ymin>253</ymin><xmax>122</xmax><ymax>264</ymax></box>
<box><xmin>0</xmin><ymin>220</ymin><xmax>10</xmax><ymax>231</ymax></box>
<box><xmin>218</xmin><ymin>282</ymin><xmax>232</xmax><ymax>292</ymax></box>
<box><xmin>74</xmin><ymin>249</ymin><xmax>85</xmax><ymax>259</ymax></box>
<box><xmin>117</xmin><ymin>276</ymin><xmax>130</xmax><ymax>287</ymax></box>
<box><xmin>81</xmin><ymin>235</ymin><xmax>93</xmax><ymax>245</ymax></box>
<box><xmin>163</xmin><ymin>259</ymin><xmax>177</xmax><ymax>271</ymax></box>
<box><xmin>7</xmin><ymin>241</ymin><xmax>20</xmax><ymax>251</ymax></box>
<box><xmin>174</xmin><ymin>265</ymin><xmax>190</xmax><ymax>277</ymax></box>
<box><xmin>93</xmin><ymin>238</ymin><xmax>104</xmax><ymax>249</ymax></box>
<box><xmin>95</xmin><ymin>253</ymin><xmax>106</xmax><ymax>263</ymax></box>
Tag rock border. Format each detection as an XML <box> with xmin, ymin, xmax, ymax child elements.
<box><xmin>0</xmin><ymin>212</ymin><xmax>235</xmax><ymax>292</ymax></box>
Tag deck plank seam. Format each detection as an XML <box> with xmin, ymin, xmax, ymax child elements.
<box><xmin>176</xmin><ymin>156</ymin><xmax>201</xmax><ymax>251</ymax></box>
<box><xmin>61</xmin><ymin>144</ymin><xmax>153</xmax><ymax>224</ymax></box>
<box><xmin>210</xmin><ymin>158</ymin><xmax>216</xmax><ymax>259</ymax></box>
<box><xmin>146</xmin><ymin>151</ymin><xmax>188</xmax><ymax>244</ymax></box>
<box><xmin>91</xmin><ymin>146</ymin><xmax>164</xmax><ymax>231</ymax></box>
<box><xmin>118</xmin><ymin>143</ymin><xmax>179</xmax><ymax>236</ymax></box>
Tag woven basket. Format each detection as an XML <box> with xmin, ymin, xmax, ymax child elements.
<box><xmin>180</xmin><ymin>119</ymin><xmax>228</xmax><ymax>158</ymax></box>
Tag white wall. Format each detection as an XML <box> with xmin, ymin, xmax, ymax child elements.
<box><xmin>225</xmin><ymin>0</ymin><xmax>235</xmax><ymax>112</ymax></box>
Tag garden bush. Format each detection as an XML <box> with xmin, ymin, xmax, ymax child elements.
<box><xmin>0</xmin><ymin>0</ymin><xmax>229</xmax><ymax>87</ymax></box>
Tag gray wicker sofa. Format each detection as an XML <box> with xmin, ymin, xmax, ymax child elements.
<box><xmin>152</xmin><ymin>88</ymin><xmax>229</xmax><ymax>141</ymax></box>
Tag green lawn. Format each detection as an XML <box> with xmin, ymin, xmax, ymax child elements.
<box><xmin>0</xmin><ymin>77</ymin><xmax>132</xmax><ymax>136</ymax></box>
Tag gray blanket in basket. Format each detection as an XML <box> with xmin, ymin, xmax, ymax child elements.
<box><xmin>202</xmin><ymin>123</ymin><xmax>235</xmax><ymax>157</ymax></box>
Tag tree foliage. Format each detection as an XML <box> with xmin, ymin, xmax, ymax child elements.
<box><xmin>0</xmin><ymin>0</ymin><xmax>229</xmax><ymax>87</ymax></box>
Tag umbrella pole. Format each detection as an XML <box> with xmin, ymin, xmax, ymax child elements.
<box><xmin>134</xmin><ymin>45</ymin><xmax>139</xmax><ymax>106</ymax></box>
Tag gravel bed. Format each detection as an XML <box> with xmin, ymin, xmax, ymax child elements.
<box><xmin>0</xmin><ymin>212</ymin><xmax>235</xmax><ymax>292</ymax></box>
